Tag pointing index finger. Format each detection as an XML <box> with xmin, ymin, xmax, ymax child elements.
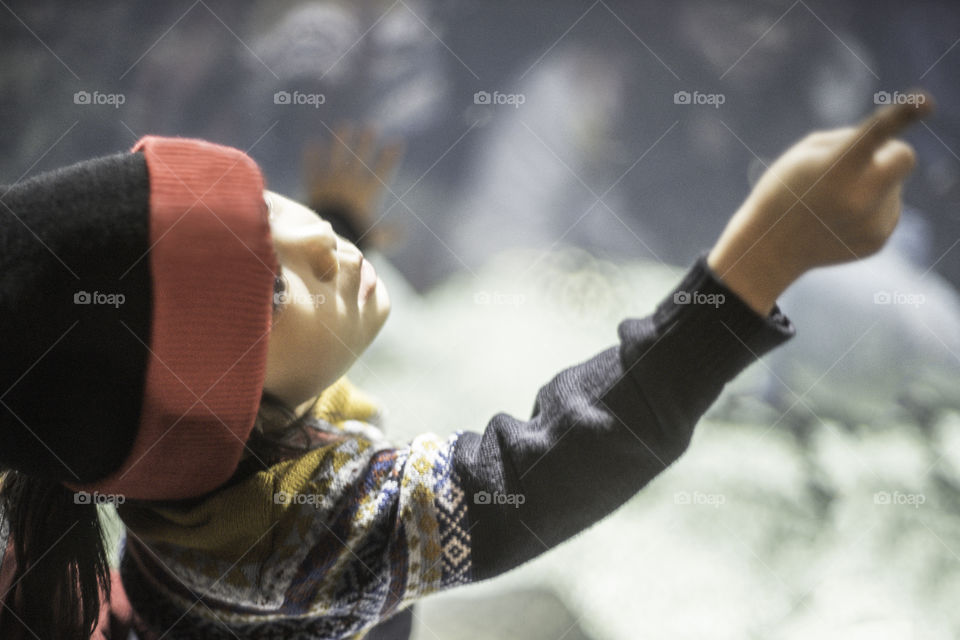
<box><xmin>844</xmin><ymin>89</ymin><xmax>934</xmax><ymax>164</ymax></box>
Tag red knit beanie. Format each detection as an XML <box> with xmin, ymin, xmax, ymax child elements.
<box><xmin>0</xmin><ymin>135</ymin><xmax>277</xmax><ymax>500</ymax></box>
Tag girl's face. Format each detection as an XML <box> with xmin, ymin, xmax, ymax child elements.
<box><xmin>262</xmin><ymin>190</ymin><xmax>390</xmax><ymax>416</ymax></box>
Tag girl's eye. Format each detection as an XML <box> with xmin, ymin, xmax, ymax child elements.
<box><xmin>272</xmin><ymin>273</ymin><xmax>288</xmax><ymax>314</ymax></box>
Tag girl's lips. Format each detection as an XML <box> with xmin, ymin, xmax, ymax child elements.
<box><xmin>359</xmin><ymin>256</ymin><xmax>377</xmax><ymax>299</ymax></box>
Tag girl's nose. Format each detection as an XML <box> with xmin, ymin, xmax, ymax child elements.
<box><xmin>306</xmin><ymin>222</ymin><xmax>340</xmax><ymax>282</ymax></box>
<box><xmin>277</xmin><ymin>220</ymin><xmax>340</xmax><ymax>282</ymax></box>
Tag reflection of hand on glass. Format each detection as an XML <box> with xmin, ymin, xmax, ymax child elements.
<box><xmin>302</xmin><ymin>123</ymin><xmax>405</xmax><ymax>252</ymax></box>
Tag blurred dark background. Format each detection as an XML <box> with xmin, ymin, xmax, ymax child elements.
<box><xmin>1</xmin><ymin>0</ymin><xmax>958</xmax><ymax>293</ymax></box>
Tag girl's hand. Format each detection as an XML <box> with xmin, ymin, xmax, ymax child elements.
<box><xmin>708</xmin><ymin>89</ymin><xmax>934</xmax><ymax>315</ymax></box>
<box><xmin>302</xmin><ymin>124</ymin><xmax>406</xmax><ymax>250</ymax></box>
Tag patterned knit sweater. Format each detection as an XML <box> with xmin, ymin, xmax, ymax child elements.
<box><xmin>116</xmin><ymin>375</ymin><xmax>456</xmax><ymax>639</ymax></box>
<box><xmin>105</xmin><ymin>252</ymin><xmax>796</xmax><ymax>639</ymax></box>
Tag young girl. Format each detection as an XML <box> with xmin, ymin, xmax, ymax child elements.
<box><xmin>0</xmin><ymin>93</ymin><xmax>931</xmax><ymax>639</ymax></box>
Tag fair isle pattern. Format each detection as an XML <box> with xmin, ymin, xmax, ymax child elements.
<box><xmin>127</xmin><ymin>433</ymin><xmax>395</xmax><ymax>609</ymax></box>
<box><xmin>396</xmin><ymin>432</ymin><xmax>472</xmax><ymax>609</ymax></box>
<box><xmin>118</xmin><ymin>387</ymin><xmax>473</xmax><ymax>640</ymax></box>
